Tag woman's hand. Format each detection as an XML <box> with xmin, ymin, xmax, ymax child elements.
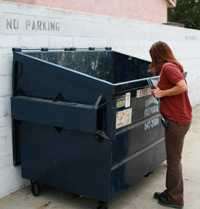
<box><xmin>151</xmin><ymin>87</ymin><xmax>163</xmax><ymax>98</ymax></box>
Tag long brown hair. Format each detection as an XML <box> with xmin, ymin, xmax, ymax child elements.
<box><xmin>149</xmin><ymin>41</ymin><xmax>183</xmax><ymax>75</ymax></box>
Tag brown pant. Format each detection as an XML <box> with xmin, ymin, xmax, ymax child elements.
<box><xmin>162</xmin><ymin>120</ymin><xmax>191</xmax><ymax>205</ymax></box>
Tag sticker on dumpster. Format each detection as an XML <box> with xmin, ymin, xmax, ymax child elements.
<box><xmin>136</xmin><ymin>88</ymin><xmax>151</xmax><ymax>98</ymax></box>
<box><xmin>116</xmin><ymin>92</ymin><xmax>131</xmax><ymax>109</ymax></box>
<box><xmin>116</xmin><ymin>95</ymin><xmax>125</xmax><ymax>108</ymax></box>
<box><xmin>116</xmin><ymin>108</ymin><xmax>132</xmax><ymax>129</ymax></box>
<box><xmin>125</xmin><ymin>92</ymin><xmax>131</xmax><ymax>108</ymax></box>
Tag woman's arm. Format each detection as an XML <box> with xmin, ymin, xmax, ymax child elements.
<box><xmin>151</xmin><ymin>80</ymin><xmax>188</xmax><ymax>98</ymax></box>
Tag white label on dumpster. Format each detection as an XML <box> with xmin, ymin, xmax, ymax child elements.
<box><xmin>116</xmin><ymin>108</ymin><xmax>132</xmax><ymax>129</ymax></box>
<box><xmin>136</xmin><ymin>88</ymin><xmax>151</xmax><ymax>98</ymax></box>
<box><xmin>125</xmin><ymin>92</ymin><xmax>131</xmax><ymax>108</ymax></box>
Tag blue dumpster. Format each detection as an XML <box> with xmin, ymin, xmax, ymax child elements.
<box><xmin>11</xmin><ymin>48</ymin><xmax>165</xmax><ymax>208</ymax></box>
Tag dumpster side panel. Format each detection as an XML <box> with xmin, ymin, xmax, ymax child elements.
<box><xmin>110</xmin><ymin>138</ymin><xmax>166</xmax><ymax>199</ymax></box>
<box><xmin>112</xmin><ymin>114</ymin><xmax>164</xmax><ymax>164</ymax></box>
<box><xmin>113</xmin><ymin>85</ymin><xmax>163</xmax><ymax>164</ymax></box>
<box><xmin>20</xmin><ymin>122</ymin><xmax>111</xmax><ymax>202</ymax></box>
<box><xmin>12</xmin><ymin>52</ymin><xmax>116</xmax><ymax>168</ymax></box>
<box><xmin>110</xmin><ymin>83</ymin><xmax>166</xmax><ymax>200</ymax></box>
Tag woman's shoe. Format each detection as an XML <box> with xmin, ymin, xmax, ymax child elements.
<box><xmin>158</xmin><ymin>196</ymin><xmax>183</xmax><ymax>208</ymax></box>
<box><xmin>153</xmin><ymin>192</ymin><xmax>165</xmax><ymax>200</ymax></box>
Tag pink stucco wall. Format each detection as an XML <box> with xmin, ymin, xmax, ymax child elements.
<box><xmin>3</xmin><ymin>0</ymin><xmax>169</xmax><ymax>24</ymax></box>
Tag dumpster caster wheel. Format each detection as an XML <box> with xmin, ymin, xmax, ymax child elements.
<box><xmin>93</xmin><ymin>201</ymin><xmax>108</xmax><ymax>209</ymax></box>
<box><xmin>31</xmin><ymin>181</ymin><xmax>40</xmax><ymax>197</ymax></box>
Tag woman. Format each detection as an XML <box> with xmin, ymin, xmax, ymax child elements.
<box><xmin>149</xmin><ymin>41</ymin><xmax>192</xmax><ymax>208</ymax></box>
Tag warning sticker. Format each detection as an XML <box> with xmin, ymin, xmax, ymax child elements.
<box><xmin>136</xmin><ymin>88</ymin><xmax>151</xmax><ymax>98</ymax></box>
<box><xmin>116</xmin><ymin>108</ymin><xmax>132</xmax><ymax>129</ymax></box>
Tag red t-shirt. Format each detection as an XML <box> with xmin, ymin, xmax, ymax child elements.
<box><xmin>157</xmin><ymin>63</ymin><xmax>192</xmax><ymax>125</ymax></box>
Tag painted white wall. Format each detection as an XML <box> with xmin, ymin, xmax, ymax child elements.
<box><xmin>0</xmin><ymin>1</ymin><xmax>200</xmax><ymax>198</ymax></box>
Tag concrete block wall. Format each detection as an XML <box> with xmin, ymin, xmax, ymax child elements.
<box><xmin>0</xmin><ymin>1</ymin><xmax>200</xmax><ymax>198</ymax></box>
